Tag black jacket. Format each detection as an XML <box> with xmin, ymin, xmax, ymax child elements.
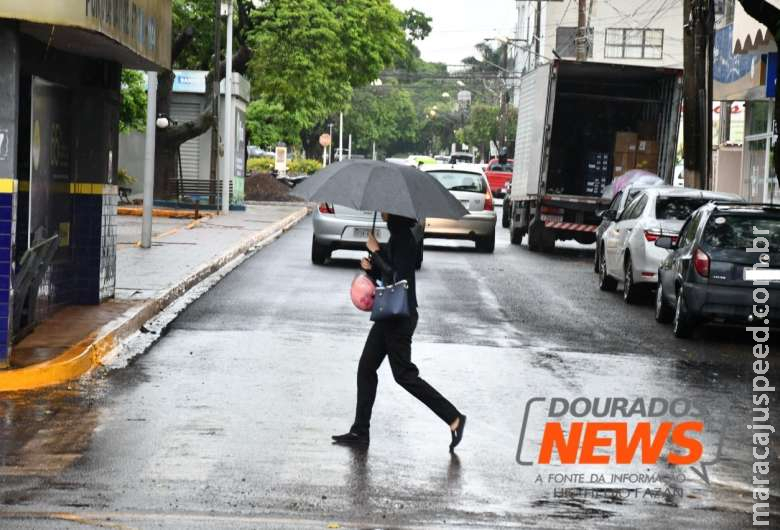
<box><xmin>368</xmin><ymin>220</ymin><xmax>418</xmax><ymax>310</ymax></box>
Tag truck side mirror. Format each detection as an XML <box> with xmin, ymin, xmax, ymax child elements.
<box><xmin>655</xmin><ymin>236</ymin><xmax>676</xmax><ymax>250</ymax></box>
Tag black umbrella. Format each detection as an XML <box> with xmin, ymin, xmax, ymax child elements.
<box><xmin>292</xmin><ymin>160</ymin><xmax>469</xmax><ymax>221</ymax></box>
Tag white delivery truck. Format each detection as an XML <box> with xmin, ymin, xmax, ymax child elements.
<box><xmin>507</xmin><ymin>60</ymin><xmax>683</xmax><ymax>251</ymax></box>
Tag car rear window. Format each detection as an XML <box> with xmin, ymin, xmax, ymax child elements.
<box><xmin>428</xmin><ymin>171</ymin><xmax>486</xmax><ymax>193</ymax></box>
<box><xmin>655</xmin><ymin>197</ymin><xmax>711</xmax><ymax>220</ymax></box>
<box><xmin>702</xmin><ymin>214</ymin><xmax>780</xmax><ymax>252</ymax></box>
<box><xmin>489</xmin><ymin>163</ymin><xmax>513</xmax><ymax>172</ymax></box>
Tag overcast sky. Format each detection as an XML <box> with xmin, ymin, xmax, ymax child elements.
<box><xmin>392</xmin><ymin>0</ymin><xmax>519</xmax><ymax>65</ymax></box>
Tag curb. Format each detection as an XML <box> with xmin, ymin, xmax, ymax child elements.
<box><xmin>0</xmin><ymin>206</ymin><xmax>310</xmax><ymax>392</ymax></box>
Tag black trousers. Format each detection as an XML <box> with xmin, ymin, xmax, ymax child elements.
<box><xmin>351</xmin><ymin>312</ymin><xmax>460</xmax><ymax>435</ymax></box>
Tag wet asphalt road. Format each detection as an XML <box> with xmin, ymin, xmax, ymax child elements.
<box><xmin>1</xmin><ymin>205</ymin><xmax>778</xmax><ymax>529</ymax></box>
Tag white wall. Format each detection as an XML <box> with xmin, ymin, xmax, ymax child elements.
<box><xmin>542</xmin><ymin>0</ymin><xmax>684</xmax><ymax>68</ymax></box>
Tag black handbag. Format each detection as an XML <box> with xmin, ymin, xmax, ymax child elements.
<box><xmin>370</xmin><ymin>277</ymin><xmax>410</xmax><ymax>321</ymax></box>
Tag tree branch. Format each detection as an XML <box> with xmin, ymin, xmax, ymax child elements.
<box><xmin>160</xmin><ymin>111</ymin><xmax>215</xmax><ymax>147</ymax></box>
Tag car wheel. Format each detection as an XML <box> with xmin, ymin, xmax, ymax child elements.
<box><xmin>476</xmin><ymin>233</ymin><xmax>495</xmax><ymax>253</ymax></box>
<box><xmin>623</xmin><ymin>257</ymin><xmax>639</xmax><ymax>304</ymax></box>
<box><xmin>599</xmin><ymin>250</ymin><xmax>617</xmax><ymax>292</ymax></box>
<box><xmin>416</xmin><ymin>240</ymin><xmax>424</xmax><ymax>270</ymax></box>
<box><xmin>501</xmin><ymin>202</ymin><xmax>511</xmax><ymax>228</ymax></box>
<box><xmin>673</xmin><ymin>286</ymin><xmax>695</xmax><ymax>338</ymax></box>
<box><xmin>655</xmin><ymin>280</ymin><xmax>674</xmax><ymax>323</ymax></box>
<box><xmin>593</xmin><ymin>244</ymin><xmax>601</xmax><ymax>273</ymax></box>
<box><xmin>311</xmin><ymin>236</ymin><xmax>330</xmax><ymax>265</ymax></box>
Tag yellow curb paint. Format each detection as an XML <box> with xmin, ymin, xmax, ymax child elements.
<box><xmin>0</xmin><ymin>178</ymin><xmax>18</xmax><ymax>193</ymax></box>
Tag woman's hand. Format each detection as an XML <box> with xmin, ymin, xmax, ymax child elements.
<box><xmin>366</xmin><ymin>231</ymin><xmax>380</xmax><ymax>253</ymax></box>
<box><xmin>360</xmin><ymin>257</ymin><xmax>373</xmax><ymax>271</ymax></box>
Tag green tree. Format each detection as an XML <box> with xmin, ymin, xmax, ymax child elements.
<box><xmin>119</xmin><ymin>70</ymin><xmax>147</xmax><ymax>132</ymax></box>
<box><xmin>342</xmin><ymin>85</ymin><xmax>419</xmax><ymax>156</ymax></box>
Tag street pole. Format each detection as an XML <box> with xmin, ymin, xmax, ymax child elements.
<box><xmin>682</xmin><ymin>0</ymin><xmax>714</xmax><ymax>189</ymax></box>
<box><xmin>209</xmin><ymin>0</ymin><xmax>221</xmax><ymax>206</ymax></box>
<box><xmin>372</xmin><ymin>141</ymin><xmax>376</xmax><ymax>161</ymax></box>
<box><xmin>576</xmin><ymin>0</ymin><xmax>588</xmax><ymax>61</ymax></box>
<box><xmin>328</xmin><ymin>122</ymin><xmax>334</xmax><ymax>163</ymax></box>
<box><xmin>221</xmin><ymin>0</ymin><xmax>233</xmax><ymax>214</ymax></box>
<box><xmin>141</xmin><ymin>72</ymin><xmax>158</xmax><ymax>249</ymax></box>
<box><xmin>338</xmin><ymin>112</ymin><xmax>344</xmax><ymax>162</ymax></box>
<box><xmin>499</xmin><ymin>42</ymin><xmax>509</xmax><ymax>149</ymax></box>
<box><xmin>534</xmin><ymin>0</ymin><xmax>542</xmax><ymax>67</ymax></box>
<box><xmin>348</xmin><ymin>134</ymin><xmax>352</xmax><ymax>160</ymax></box>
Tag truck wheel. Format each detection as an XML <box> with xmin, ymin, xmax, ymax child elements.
<box><xmin>528</xmin><ymin>219</ymin><xmax>548</xmax><ymax>252</ymax></box>
<box><xmin>501</xmin><ymin>202</ymin><xmax>511</xmax><ymax>228</ymax></box>
<box><xmin>673</xmin><ymin>287</ymin><xmax>696</xmax><ymax>338</ymax></box>
<box><xmin>598</xmin><ymin>251</ymin><xmax>617</xmax><ymax>291</ymax></box>
<box><xmin>311</xmin><ymin>236</ymin><xmax>330</xmax><ymax>265</ymax></box>
<box><xmin>509</xmin><ymin>211</ymin><xmax>524</xmax><ymax>245</ymax></box>
<box><xmin>476</xmin><ymin>233</ymin><xmax>495</xmax><ymax>253</ymax></box>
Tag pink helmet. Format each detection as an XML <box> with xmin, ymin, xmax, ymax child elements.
<box><xmin>350</xmin><ymin>274</ymin><xmax>376</xmax><ymax>312</ymax></box>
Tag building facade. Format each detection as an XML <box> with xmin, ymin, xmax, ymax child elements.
<box><xmin>0</xmin><ymin>1</ymin><xmax>172</xmax><ymax>367</ymax></box>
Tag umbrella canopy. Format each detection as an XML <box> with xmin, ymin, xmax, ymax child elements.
<box><xmin>292</xmin><ymin>159</ymin><xmax>469</xmax><ymax>220</ymax></box>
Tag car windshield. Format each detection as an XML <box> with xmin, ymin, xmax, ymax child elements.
<box><xmin>428</xmin><ymin>171</ymin><xmax>486</xmax><ymax>193</ymax></box>
<box><xmin>655</xmin><ymin>197</ymin><xmax>711</xmax><ymax>220</ymax></box>
<box><xmin>702</xmin><ymin>214</ymin><xmax>780</xmax><ymax>252</ymax></box>
<box><xmin>489</xmin><ymin>163</ymin><xmax>513</xmax><ymax>172</ymax></box>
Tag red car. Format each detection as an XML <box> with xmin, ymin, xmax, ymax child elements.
<box><xmin>484</xmin><ymin>158</ymin><xmax>513</xmax><ymax>197</ymax></box>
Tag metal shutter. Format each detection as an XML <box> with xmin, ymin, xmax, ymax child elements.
<box><xmin>170</xmin><ymin>98</ymin><xmax>202</xmax><ymax>180</ymax></box>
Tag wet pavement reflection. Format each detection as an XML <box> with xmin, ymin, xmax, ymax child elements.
<box><xmin>0</xmin><ymin>219</ymin><xmax>777</xmax><ymax>529</ymax></box>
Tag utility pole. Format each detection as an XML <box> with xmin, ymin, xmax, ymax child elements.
<box><xmin>141</xmin><ymin>72</ymin><xmax>158</xmax><ymax>249</ymax></box>
<box><xmin>576</xmin><ymin>0</ymin><xmax>588</xmax><ymax>61</ymax></box>
<box><xmin>682</xmin><ymin>0</ymin><xmax>714</xmax><ymax>189</ymax></box>
<box><xmin>499</xmin><ymin>42</ymin><xmax>509</xmax><ymax>149</ymax></box>
<box><xmin>338</xmin><ymin>112</ymin><xmax>344</xmax><ymax>162</ymax></box>
<box><xmin>534</xmin><ymin>0</ymin><xmax>542</xmax><ymax>68</ymax></box>
<box><xmin>222</xmin><ymin>0</ymin><xmax>233</xmax><ymax>214</ymax></box>
<box><xmin>209</xmin><ymin>0</ymin><xmax>222</xmax><ymax>206</ymax></box>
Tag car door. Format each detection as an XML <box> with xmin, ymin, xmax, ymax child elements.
<box><xmin>671</xmin><ymin>210</ymin><xmax>705</xmax><ymax>288</ymax></box>
<box><xmin>606</xmin><ymin>194</ymin><xmax>647</xmax><ymax>275</ymax></box>
<box><xmin>659</xmin><ymin>216</ymin><xmax>692</xmax><ymax>302</ymax></box>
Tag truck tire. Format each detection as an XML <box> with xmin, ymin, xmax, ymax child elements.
<box><xmin>501</xmin><ymin>201</ymin><xmax>511</xmax><ymax>228</ymax></box>
<box><xmin>509</xmin><ymin>207</ymin><xmax>524</xmax><ymax>245</ymax></box>
<box><xmin>311</xmin><ymin>236</ymin><xmax>330</xmax><ymax>265</ymax></box>
<box><xmin>528</xmin><ymin>219</ymin><xmax>554</xmax><ymax>252</ymax></box>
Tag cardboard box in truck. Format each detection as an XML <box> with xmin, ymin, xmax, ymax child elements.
<box><xmin>635</xmin><ymin>152</ymin><xmax>659</xmax><ymax>172</ymax></box>
<box><xmin>614</xmin><ymin>132</ymin><xmax>638</xmax><ymax>153</ymax></box>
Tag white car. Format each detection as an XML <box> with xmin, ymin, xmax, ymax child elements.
<box><xmin>598</xmin><ymin>187</ymin><xmax>743</xmax><ymax>303</ymax></box>
<box><xmin>419</xmin><ymin>164</ymin><xmax>497</xmax><ymax>252</ymax></box>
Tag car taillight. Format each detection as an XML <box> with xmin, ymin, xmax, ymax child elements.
<box><xmin>318</xmin><ymin>203</ymin><xmax>334</xmax><ymax>214</ymax></box>
<box><xmin>693</xmin><ymin>248</ymin><xmax>710</xmax><ymax>278</ymax></box>
<box><xmin>484</xmin><ymin>190</ymin><xmax>494</xmax><ymax>211</ymax></box>
<box><xmin>644</xmin><ymin>230</ymin><xmax>679</xmax><ymax>245</ymax></box>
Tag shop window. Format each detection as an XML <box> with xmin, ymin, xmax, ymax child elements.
<box><xmin>746</xmin><ymin>100</ymin><xmax>771</xmax><ymax>135</ymax></box>
<box><xmin>605</xmin><ymin>28</ymin><xmax>663</xmax><ymax>59</ymax></box>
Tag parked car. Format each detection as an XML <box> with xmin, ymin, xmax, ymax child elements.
<box><xmin>598</xmin><ymin>187</ymin><xmax>743</xmax><ymax>303</ymax></box>
<box><xmin>655</xmin><ymin>203</ymin><xmax>780</xmax><ymax>337</ymax></box>
<box><xmin>593</xmin><ymin>183</ymin><xmax>662</xmax><ymax>272</ymax></box>
<box><xmin>485</xmin><ymin>157</ymin><xmax>514</xmax><ymax>197</ymax></box>
<box><xmin>311</xmin><ymin>205</ymin><xmax>424</xmax><ymax>267</ymax></box>
<box><xmin>419</xmin><ymin>164</ymin><xmax>497</xmax><ymax>252</ymax></box>
<box><xmin>449</xmin><ymin>152</ymin><xmax>475</xmax><ymax>164</ymax></box>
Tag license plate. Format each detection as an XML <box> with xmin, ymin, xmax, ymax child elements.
<box><xmin>541</xmin><ymin>214</ymin><xmax>563</xmax><ymax>224</ymax></box>
<box><xmin>352</xmin><ymin>227</ymin><xmax>386</xmax><ymax>241</ymax></box>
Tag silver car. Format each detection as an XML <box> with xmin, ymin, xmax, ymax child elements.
<box><xmin>311</xmin><ymin>205</ymin><xmax>424</xmax><ymax>267</ymax></box>
<box><xmin>420</xmin><ymin>164</ymin><xmax>497</xmax><ymax>253</ymax></box>
<box><xmin>598</xmin><ymin>187</ymin><xmax>743</xmax><ymax>303</ymax></box>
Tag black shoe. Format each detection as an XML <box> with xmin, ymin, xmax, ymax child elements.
<box><xmin>332</xmin><ymin>431</ymin><xmax>369</xmax><ymax>445</ymax></box>
<box><xmin>449</xmin><ymin>415</ymin><xmax>466</xmax><ymax>452</ymax></box>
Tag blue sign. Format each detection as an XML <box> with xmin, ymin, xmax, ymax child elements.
<box><xmin>713</xmin><ymin>24</ymin><xmax>753</xmax><ymax>84</ymax></box>
<box><xmin>767</xmin><ymin>53</ymin><xmax>777</xmax><ymax>98</ymax></box>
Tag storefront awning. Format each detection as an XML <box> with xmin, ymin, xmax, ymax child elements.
<box><xmin>733</xmin><ymin>0</ymin><xmax>780</xmax><ymax>55</ymax></box>
<box><xmin>0</xmin><ymin>0</ymin><xmax>171</xmax><ymax>69</ymax></box>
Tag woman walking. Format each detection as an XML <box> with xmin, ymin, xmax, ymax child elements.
<box><xmin>332</xmin><ymin>213</ymin><xmax>466</xmax><ymax>451</ymax></box>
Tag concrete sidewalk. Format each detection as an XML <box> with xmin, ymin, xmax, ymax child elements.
<box><xmin>0</xmin><ymin>203</ymin><xmax>309</xmax><ymax>391</ymax></box>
